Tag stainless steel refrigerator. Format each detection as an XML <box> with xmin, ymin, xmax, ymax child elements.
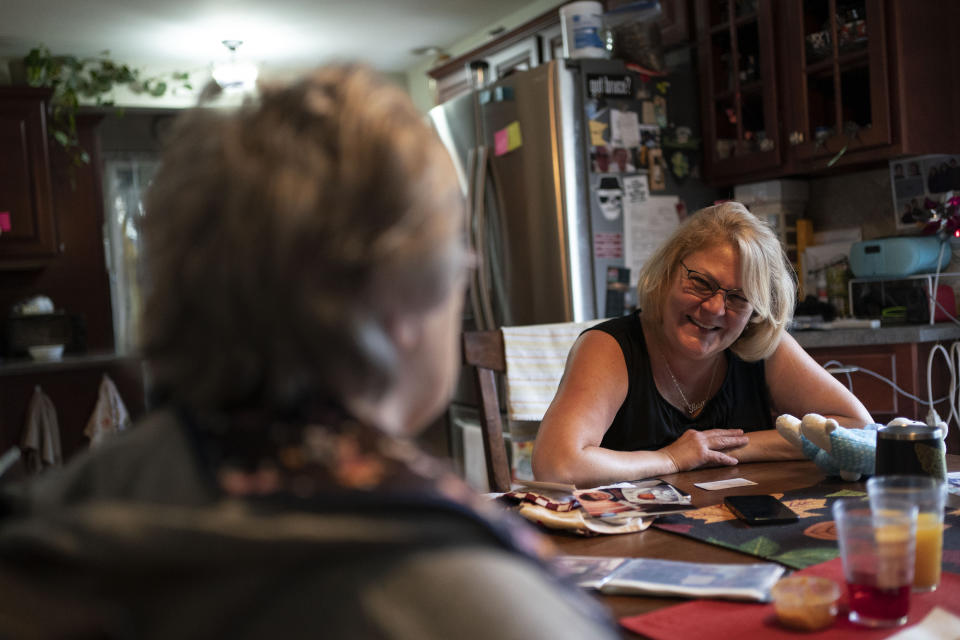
<box><xmin>429</xmin><ymin>58</ymin><xmax>635</xmax><ymax>330</ymax></box>
<box><xmin>430</xmin><ymin>52</ymin><xmax>720</xmax><ymax>489</ymax></box>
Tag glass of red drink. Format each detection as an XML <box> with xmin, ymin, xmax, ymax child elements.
<box><xmin>832</xmin><ymin>498</ymin><xmax>917</xmax><ymax>627</ymax></box>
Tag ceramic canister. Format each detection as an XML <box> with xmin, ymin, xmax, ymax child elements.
<box><xmin>875</xmin><ymin>424</ymin><xmax>947</xmax><ymax>480</ymax></box>
<box><xmin>559</xmin><ymin>1</ymin><xmax>607</xmax><ymax>59</ymax></box>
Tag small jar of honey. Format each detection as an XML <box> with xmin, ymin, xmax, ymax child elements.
<box><xmin>771</xmin><ymin>575</ymin><xmax>840</xmax><ymax>631</ymax></box>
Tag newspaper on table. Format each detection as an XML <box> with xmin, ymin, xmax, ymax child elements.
<box><xmin>552</xmin><ymin>555</ymin><xmax>786</xmax><ymax>602</ymax></box>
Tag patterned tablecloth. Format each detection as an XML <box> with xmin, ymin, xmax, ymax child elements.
<box><xmin>653</xmin><ymin>480</ymin><xmax>960</xmax><ymax>572</ymax></box>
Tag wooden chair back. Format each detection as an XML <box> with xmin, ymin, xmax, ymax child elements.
<box><xmin>461</xmin><ymin>330</ymin><xmax>512</xmax><ymax>493</ymax></box>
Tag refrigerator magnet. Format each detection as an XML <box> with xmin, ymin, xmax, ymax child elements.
<box><xmin>589</xmin><ymin>120</ymin><xmax>609</xmax><ymax>147</ymax></box>
<box><xmin>596</xmin><ymin>176</ymin><xmax>623</xmax><ymax>221</ymax></box>
<box><xmin>648</xmin><ymin>149</ymin><xmax>666</xmax><ymax>191</ymax></box>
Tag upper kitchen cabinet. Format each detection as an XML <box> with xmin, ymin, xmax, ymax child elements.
<box><xmin>695</xmin><ymin>0</ymin><xmax>960</xmax><ymax>185</ymax></box>
<box><xmin>780</xmin><ymin>0</ymin><xmax>960</xmax><ymax>171</ymax></box>
<box><xmin>655</xmin><ymin>0</ymin><xmax>694</xmax><ymax>48</ymax></box>
<box><xmin>0</xmin><ymin>88</ymin><xmax>56</xmax><ymax>268</ymax></box>
<box><xmin>429</xmin><ymin>1</ymin><xmax>694</xmax><ymax>105</ymax></box>
<box><xmin>781</xmin><ymin>0</ymin><xmax>891</xmax><ymax>164</ymax></box>
<box><xmin>695</xmin><ymin>0</ymin><xmax>782</xmax><ymax>182</ymax></box>
<box><xmin>429</xmin><ymin>11</ymin><xmax>561</xmax><ymax>105</ymax></box>
<box><xmin>485</xmin><ymin>36</ymin><xmax>541</xmax><ymax>81</ymax></box>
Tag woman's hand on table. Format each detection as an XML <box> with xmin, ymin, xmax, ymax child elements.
<box><xmin>661</xmin><ymin>428</ymin><xmax>749</xmax><ymax>473</ymax></box>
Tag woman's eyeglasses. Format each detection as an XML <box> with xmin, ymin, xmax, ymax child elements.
<box><xmin>680</xmin><ymin>262</ymin><xmax>751</xmax><ymax>313</ymax></box>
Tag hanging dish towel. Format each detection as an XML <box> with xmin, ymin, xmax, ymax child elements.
<box><xmin>21</xmin><ymin>386</ymin><xmax>62</xmax><ymax>473</ymax></box>
<box><xmin>501</xmin><ymin>319</ymin><xmax>604</xmax><ymax>422</ymax></box>
<box><xmin>84</xmin><ymin>374</ymin><xmax>131</xmax><ymax>446</ymax></box>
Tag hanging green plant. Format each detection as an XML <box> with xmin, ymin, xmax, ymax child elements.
<box><xmin>23</xmin><ymin>46</ymin><xmax>192</xmax><ymax>166</ymax></box>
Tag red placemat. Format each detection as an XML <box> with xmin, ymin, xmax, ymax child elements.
<box><xmin>620</xmin><ymin>558</ymin><xmax>960</xmax><ymax>640</ymax></box>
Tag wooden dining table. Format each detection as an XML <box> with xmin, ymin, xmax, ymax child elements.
<box><xmin>547</xmin><ymin>455</ymin><xmax>960</xmax><ymax>637</ymax></box>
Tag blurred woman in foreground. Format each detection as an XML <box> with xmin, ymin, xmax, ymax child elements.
<box><xmin>0</xmin><ymin>66</ymin><xmax>616</xmax><ymax>639</ymax></box>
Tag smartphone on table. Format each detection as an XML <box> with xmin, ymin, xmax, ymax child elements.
<box><xmin>724</xmin><ymin>494</ymin><xmax>798</xmax><ymax>525</ymax></box>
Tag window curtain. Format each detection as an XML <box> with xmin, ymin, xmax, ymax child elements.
<box><xmin>101</xmin><ymin>154</ymin><xmax>158</xmax><ymax>354</ymax></box>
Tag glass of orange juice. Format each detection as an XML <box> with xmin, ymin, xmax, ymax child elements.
<box><xmin>867</xmin><ymin>475</ymin><xmax>947</xmax><ymax>592</ymax></box>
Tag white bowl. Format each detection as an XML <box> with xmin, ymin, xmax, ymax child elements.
<box><xmin>28</xmin><ymin>344</ymin><xmax>65</xmax><ymax>361</ymax></box>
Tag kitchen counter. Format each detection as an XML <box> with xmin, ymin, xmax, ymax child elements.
<box><xmin>790</xmin><ymin>322</ymin><xmax>960</xmax><ymax>349</ymax></box>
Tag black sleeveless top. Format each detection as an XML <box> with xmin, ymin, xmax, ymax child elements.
<box><xmin>589</xmin><ymin>312</ymin><xmax>774</xmax><ymax>452</ymax></box>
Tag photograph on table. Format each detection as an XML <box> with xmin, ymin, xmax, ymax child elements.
<box><xmin>574</xmin><ymin>479</ymin><xmax>692</xmax><ymax>519</ymax></box>
<box><xmin>891</xmin><ymin>153</ymin><xmax>960</xmax><ymax>229</ymax></box>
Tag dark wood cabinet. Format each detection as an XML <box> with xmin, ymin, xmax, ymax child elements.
<box><xmin>0</xmin><ymin>88</ymin><xmax>56</xmax><ymax>268</ymax></box>
<box><xmin>660</xmin><ymin>0</ymin><xmax>694</xmax><ymax>47</ymax></box>
<box><xmin>695</xmin><ymin>0</ymin><xmax>960</xmax><ymax>186</ymax></box>
<box><xmin>434</xmin><ymin>69</ymin><xmax>472</xmax><ymax>105</ymax></box>
<box><xmin>780</xmin><ymin>0</ymin><xmax>892</xmax><ymax>164</ymax></box>
<box><xmin>0</xmin><ymin>113</ymin><xmax>116</xmax><ymax>355</ymax></box>
<box><xmin>695</xmin><ymin>0</ymin><xmax>783</xmax><ymax>182</ymax></box>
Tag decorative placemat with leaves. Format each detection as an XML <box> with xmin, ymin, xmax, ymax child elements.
<box><xmin>653</xmin><ymin>482</ymin><xmax>960</xmax><ymax>571</ymax></box>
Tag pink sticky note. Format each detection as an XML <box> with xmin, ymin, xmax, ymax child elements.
<box><xmin>0</xmin><ymin>212</ymin><xmax>10</xmax><ymax>232</ymax></box>
<box><xmin>494</xmin><ymin>128</ymin><xmax>509</xmax><ymax>156</ymax></box>
<box><xmin>494</xmin><ymin>122</ymin><xmax>523</xmax><ymax>157</ymax></box>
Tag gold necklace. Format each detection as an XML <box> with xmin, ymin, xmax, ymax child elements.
<box><xmin>662</xmin><ymin>355</ymin><xmax>721</xmax><ymax>416</ymax></box>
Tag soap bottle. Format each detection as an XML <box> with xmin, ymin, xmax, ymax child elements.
<box><xmin>816</xmin><ymin>270</ymin><xmax>828</xmax><ymax>304</ymax></box>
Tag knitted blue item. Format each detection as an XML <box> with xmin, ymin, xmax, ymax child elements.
<box><xmin>777</xmin><ymin>414</ymin><xmax>948</xmax><ymax>481</ymax></box>
<box><xmin>813</xmin><ymin>422</ymin><xmax>878</xmax><ymax>479</ymax></box>
<box><xmin>776</xmin><ymin>413</ymin><xmax>881</xmax><ymax>481</ymax></box>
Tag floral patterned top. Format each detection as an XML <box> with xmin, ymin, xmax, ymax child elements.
<box><xmin>182</xmin><ymin>406</ymin><xmax>554</xmax><ymax>562</ymax></box>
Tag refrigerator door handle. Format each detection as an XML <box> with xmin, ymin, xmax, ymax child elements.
<box><xmin>466</xmin><ymin>148</ymin><xmax>487</xmax><ymax>330</ymax></box>
<box><xmin>473</xmin><ymin>144</ymin><xmax>496</xmax><ymax>331</ymax></box>
<box><xmin>464</xmin><ymin>147</ymin><xmax>486</xmax><ymax>331</ymax></box>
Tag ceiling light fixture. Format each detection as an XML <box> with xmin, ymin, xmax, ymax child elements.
<box><xmin>212</xmin><ymin>39</ymin><xmax>258</xmax><ymax>91</ymax></box>
<box><xmin>411</xmin><ymin>46</ymin><xmax>443</xmax><ymax>56</ymax></box>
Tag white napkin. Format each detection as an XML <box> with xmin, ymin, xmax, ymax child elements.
<box><xmin>84</xmin><ymin>374</ymin><xmax>131</xmax><ymax>446</ymax></box>
<box><xmin>886</xmin><ymin>607</ymin><xmax>960</xmax><ymax>640</ymax></box>
<box><xmin>20</xmin><ymin>386</ymin><xmax>62</xmax><ymax>473</ymax></box>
